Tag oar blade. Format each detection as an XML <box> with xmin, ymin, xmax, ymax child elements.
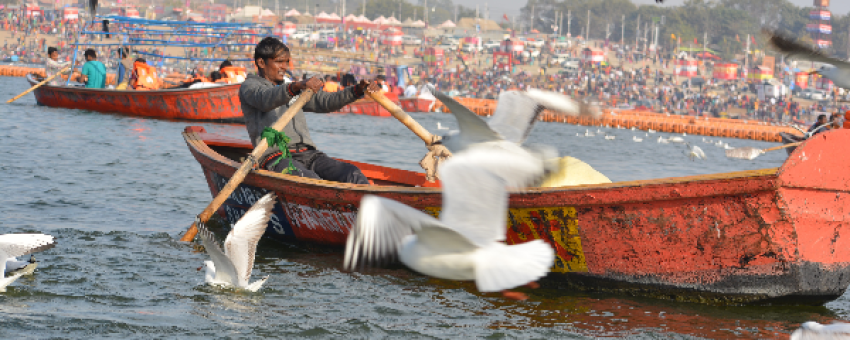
<box><xmin>725</xmin><ymin>147</ymin><xmax>763</xmax><ymax>160</ymax></box>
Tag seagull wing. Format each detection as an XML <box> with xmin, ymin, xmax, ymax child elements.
<box><xmin>432</xmin><ymin>88</ymin><xmax>502</xmax><ymax>143</ymax></box>
<box><xmin>791</xmin><ymin>321</ymin><xmax>850</xmax><ymax>340</ymax></box>
<box><xmin>766</xmin><ymin>30</ymin><xmax>850</xmax><ymax>69</ymax></box>
<box><xmin>197</xmin><ymin>222</ymin><xmax>239</xmax><ymax>287</ymax></box>
<box><xmin>344</xmin><ymin>195</ymin><xmax>471</xmax><ymax>270</ymax></box>
<box><xmin>486</xmin><ymin>91</ymin><xmax>544</xmax><ymax>144</ymax></box>
<box><xmin>439</xmin><ymin>145</ymin><xmax>545</xmax><ymax>247</ymax></box>
<box><xmin>0</xmin><ymin>234</ymin><xmax>55</xmax><ymax>276</ymax></box>
<box><xmin>224</xmin><ymin>193</ymin><xmax>276</xmax><ymax>287</ymax></box>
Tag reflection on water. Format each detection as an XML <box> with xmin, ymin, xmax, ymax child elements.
<box><xmin>0</xmin><ymin>76</ymin><xmax>844</xmax><ymax>338</ymax></box>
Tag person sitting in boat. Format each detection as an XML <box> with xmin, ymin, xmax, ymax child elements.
<box><xmin>240</xmin><ymin>37</ymin><xmax>379</xmax><ymax>185</ymax></box>
<box><xmin>219</xmin><ymin>60</ymin><xmax>247</xmax><ymax>83</ymax></box>
<box><xmin>78</xmin><ymin>49</ymin><xmax>106</xmax><ymax>89</ymax></box>
<box><xmin>45</xmin><ymin>46</ymin><xmax>73</xmax><ymax>86</ymax></box>
<box><xmin>808</xmin><ymin>114</ymin><xmax>829</xmax><ymax>136</ymax></box>
<box><xmin>322</xmin><ymin>75</ymin><xmax>340</xmax><ymax>92</ymax></box>
<box><xmin>115</xmin><ymin>47</ymin><xmax>133</xmax><ymax>90</ymax></box>
<box><xmin>131</xmin><ymin>58</ymin><xmax>160</xmax><ymax>91</ymax></box>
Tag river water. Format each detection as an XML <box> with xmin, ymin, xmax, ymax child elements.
<box><xmin>0</xmin><ymin>76</ymin><xmax>844</xmax><ymax>339</ymax></box>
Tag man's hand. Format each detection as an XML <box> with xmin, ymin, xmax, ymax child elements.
<box><xmin>293</xmin><ymin>76</ymin><xmax>324</xmax><ymax>93</ymax></box>
<box><xmin>357</xmin><ymin>79</ymin><xmax>381</xmax><ymax>93</ymax></box>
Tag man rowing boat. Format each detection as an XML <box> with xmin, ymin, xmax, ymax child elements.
<box><xmin>240</xmin><ymin>37</ymin><xmax>379</xmax><ymax>184</ymax></box>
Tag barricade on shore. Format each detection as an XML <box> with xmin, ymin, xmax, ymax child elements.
<box><xmin>1</xmin><ymin>65</ymin><xmax>117</xmax><ymax>84</ymax></box>
<box><xmin>436</xmin><ymin>97</ymin><xmax>796</xmax><ymax>143</ymax></box>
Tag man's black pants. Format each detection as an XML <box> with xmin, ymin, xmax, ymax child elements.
<box><xmin>266</xmin><ymin>150</ymin><xmax>369</xmax><ymax>185</ymax></box>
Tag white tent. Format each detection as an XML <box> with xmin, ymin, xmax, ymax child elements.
<box><xmin>284</xmin><ymin>8</ymin><xmax>300</xmax><ymax>16</ymax></box>
<box><xmin>315</xmin><ymin>11</ymin><xmax>330</xmax><ymax>19</ymax></box>
<box><xmin>411</xmin><ymin>20</ymin><xmax>426</xmax><ymax>27</ymax></box>
<box><xmin>386</xmin><ymin>16</ymin><xmax>401</xmax><ymax>25</ymax></box>
<box><xmin>438</xmin><ymin>20</ymin><xmax>455</xmax><ymax>28</ymax></box>
<box><xmin>373</xmin><ymin>15</ymin><xmax>387</xmax><ymax>25</ymax></box>
<box><xmin>260</xmin><ymin>9</ymin><xmax>275</xmax><ymax>17</ymax></box>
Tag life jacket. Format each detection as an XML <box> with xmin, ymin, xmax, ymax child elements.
<box><xmin>132</xmin><ymin>61</ymin><xmax>159</xmax><ymax>90</ymax></box>
<box><xmin>323</xmin><ymin>81</ymin><xmax>340</xmax><ymax>92</ymax></box>
<box><xmin>220</xmin><ymin>66</ymin><xmax>246</xmax><ymax>83</ymax></box>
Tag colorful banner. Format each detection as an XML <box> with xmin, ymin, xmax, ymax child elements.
<box><xmin>806</xmin><ymin>23</ymin><xmax>832</xmax><ymax>34</ymax></box>
<box><xmin>816</xmin><ymin>40</ymin><xmax>832</xmax><ymax>48</ymax></box>
<box><xmin>809</xmin><ymin>10</ymin><xmax>831</xmax><ymax>21</ymax></box>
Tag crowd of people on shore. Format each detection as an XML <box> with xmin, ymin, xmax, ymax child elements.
<box><xmin>1</xmin><ymin>13</ymin><xmax>845</xmax><ymax>125</ymax></box>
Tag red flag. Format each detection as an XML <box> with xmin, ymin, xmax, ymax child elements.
<box><xmin>694</xmin><ymin>38</ymin><xmax>698</xmax><ymax>44</ymax></box>
<box><xmin>736</xmin><ymin>34</ymin><xmax>740</xmax><ymax>42</ymax></box>
<box><xmin>503</xmin><ymin>14</ymin><xmax>509</xmax><ymax>21</ymax></box>
<box><xmin>751</xmin><ymin>35</ymin><xmax>756</xmax><ymax>44</ymax></box>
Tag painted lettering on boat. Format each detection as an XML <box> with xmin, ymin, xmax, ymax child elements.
<box><xmin>422</xmin><ymin>206</ymin><xmax>588</xmax><ymax>273</ymax></box>
<box><xmin>282</xmin><ymin>202</ymin><xmax>356</xmax><ymax>234</ymax></box>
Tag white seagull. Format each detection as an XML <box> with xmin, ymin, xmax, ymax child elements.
<box><xmin>766</xmin><ymin>29</ymin><xmax>850</xmax><ymax>90</ymax></box>
<box><xmin>604</xmin><ymin>135</ymin><xmax>616</xmax><ymax>140</ymax></box>
<box><xmin>791</xmin><ymin>321</ymin><xmax>850</xmax><ymax>340</ymax></box>
<box><xmin>657</xmin><ymin>136</ymin><xmax>669</xmax><ymax>144</ymax></box>
<box><xmin>633</xmin><ymin>136</ymin><xmax>643</xmax><ymax>142</ymax></box>
<box><xmin>197</xmin><ymin>193</ymin><xmax>275</xmax><ymax>292</ymax></box>
<box><xmin>344</xmin><ymin>145</ymin><xmax>555</xmax><ymax>300</ymax></box>
<box><xmin>432</xmin><ymin>86</ymin><xmax>599</xmax><ymax>153</ymax></box>
<box><xmin>648</xmin><ymin>129</ymin><xmax>657</xmax><ymax>134</ymax></box>
<box><xmin>685</xmin><ymin>143</ymin><xmax>707</xmax><ymax>161</ymax></box>
<box><xmin>667</xmin><ymin>136</ymin><xmax>686</xmax><ymax>143</ymax></box>
<box><xmin>583</xmin><ymin>129</ymin><xmax>595</xmax><ymax>137</ymax></box>
<box><xmin>0</xmin><ymin>234</ymin><xmax>55</xmax><ymax>292</ymax></box>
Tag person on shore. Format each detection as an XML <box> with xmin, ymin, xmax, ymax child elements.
<box><xmin>78</xmin><ymin>49</ymin><xmax>106</xmax><ymax>89</ymax></box>
<box><xmin>239</xmin><ymin>37</ymin><xmax>380</xmax><ymax>184</ymax></box>
<box><xmin>44</xmin><ymin>46</ymin><xmax>72</xmax><ymax>85</ymax></box>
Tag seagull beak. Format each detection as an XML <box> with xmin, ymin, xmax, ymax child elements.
<box><xmin>197</xmin><ymin>266</ymin><xmax>203</xmax><ymax>271</ymax></box>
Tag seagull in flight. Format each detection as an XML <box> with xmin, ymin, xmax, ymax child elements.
<box><xmin>685</xmin><ymin>143</ymin><xmax>706</xmax><ymax>161</ymax></box>
<box><xmin>345</xmin><ymin>145</ymin><xmax>555</xmax><ymax>300</ymax></box>
<box><xmin>432</xmin><ymin>86</ymin><xmax>599</xmax><ymax>153</ymax></box>
<box><xmin>765</xmin><ymin>29</ymin><xmax>850</xmax><ymax>89</ymax></box>
<box><xmin>197</xmin><ymin>193</ymin><xmax>275</xmax><ymax>292</ymax></box>
<box><xmin>0</xmin><ymin>234</ymin><xmax>55</xmax><ymax>292</ymax></box>
<box><xmin>791</xmin><ymin>321</ymin><xmax>850</xmax><ymax>339</ymax></box>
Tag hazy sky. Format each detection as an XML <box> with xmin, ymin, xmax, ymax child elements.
<box><xmin>459</xmin><ymin>0</ymin><xmax>850</xmax><ymax>22</ymax></box>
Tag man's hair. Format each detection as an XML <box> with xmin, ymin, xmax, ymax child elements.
<box><xmin>219</xmin><ymin>59</ymin><xmax>232</xmax><ymax>69</ymax></box>
<box><xmin>210</xmin><ymin>71</ymin><xmax>223</xmax><ymax>82</ymax></box>
<box><xmin>47</xmin><ymin>47</ymin><xmax>58</xmax><ymax>55</ymax></box>
<box><xmin>253</xmin><ymin>37</ymin><xmax>289</xmax><ymax>66</ymax></box>
<box><xmin>118</xmin><ymin>47</ymin><xmax>129</xmax><ymax>58</ymax></box>
<box><xmin>84</xmin><ymin>49</ymin><xmax>96</xmax><ymax>59</ymax></box>
<box><xmin>324</xmin><ymin>75</ymin><xmax>331</xmax><ymax>80</ymax></box>
<box><xmin>818</xmin><ymin>114</ymin><xmax>827</xmax><ymax>121</ymax></box>
<box><xmin>341</xmin><ymin>73</ymin><xmax>357</xmax><ymax>87</ymax></box>
<box><xmin>376</xmin><ymin>74</ymin><xmax>386</xmax><ymax>80</ymax></box>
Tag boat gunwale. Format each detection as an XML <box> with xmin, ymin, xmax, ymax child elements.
<box><xmin>26</xmin><ymin>73</ymin><xmax>242</xmax><ymax>95</ymax></box>
<box><xmin>184</xmin><ymin>129</ymin><xmax>782</xmax><ymax>202</ymax></box>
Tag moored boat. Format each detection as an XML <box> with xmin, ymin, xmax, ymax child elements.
<box><xmin>26</xmin><ymin>74</ymin><xmax>244</xmax><ymax>122</ymax></box>
<box><xmin>184</xmin><ymin>125</ymin><xmax>850</xmax><ymax>305</ymax></box>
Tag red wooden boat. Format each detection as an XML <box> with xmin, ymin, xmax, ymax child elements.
<box><xmin>26</xmin><ymin>74</ymin><xmax>244</xmax><ymax>122</ymax></box>
<box><xmin>184</xmin><ymin>126</ymin><xmax>850</xmax><ymax>305</ymax></box>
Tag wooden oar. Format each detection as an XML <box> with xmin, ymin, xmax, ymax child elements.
<box><xmin>368</xmin><ymin>91</ymin><xmax>436</xmax><ymax>145</ymax></box>
<box><xmin>367</xmin><ymin>91</ymin><xmax>452</xmax><ymax>181</ymax></box>
<box><xmin>725</xmin><ymin>142</ymin><xmax>801</xmax><ymax>160</ymax></box>
<box><xmin>7</xmin><ymin>65</ymin><xmax>70</xmax><ymax>103</ymax></box>
<box><xmin>180</xmin><ymin>89</ymin><xmax>316</xmax><ymax>242</ymax></box>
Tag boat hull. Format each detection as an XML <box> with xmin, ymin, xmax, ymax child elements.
<box><xmin>27</xmin><ymin>74</ymin><xmax>244</xmax><ymax>122</ymax></box>
<box><xmin>184</xmin><ymin>126</ymin><xmax>850</xmax><ymax>305</ymax></box>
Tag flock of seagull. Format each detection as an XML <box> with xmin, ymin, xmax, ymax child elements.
<box><xmin>570</xmin><ymin>125</ymin><xmax>743</xmax><ymax>162</ymax></box>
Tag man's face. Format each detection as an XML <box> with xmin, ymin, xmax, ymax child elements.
<box><xmin>259</xmin><ymin>50</ymin><xmax>289</xmax><ymax>83</ymax></box>
<box><xmin>49</xmin><ymin>51</ymin><xmax>58</xmax><ymax>60</ymax></box>
<box><xmin>820</xmin><ymin>117</ymin><xmax>828</xmax><ymax>124</ymax></box>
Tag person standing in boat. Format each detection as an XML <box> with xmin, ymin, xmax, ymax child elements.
<box><xmin>77</xmin><ymin>49</ymin><xmax>106</xmax><ymax>89</ymax></box>
<box><xmin>240</xmin><ymin>37</ymin><xmax>379</xmax><ymax>184</ymax></box>
<box><xmin>45</xmin><ymin>46</ymin><xmax>72</xmax><ymax>86</ymax></box>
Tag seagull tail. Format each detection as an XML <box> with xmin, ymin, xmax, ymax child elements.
<box><xmin>473</xmin><ymin>240</ymin><xmax>554</xmax><ymax>293</ymax></box>
<box><xmin>0</xmin><ymin>272</ymin><xmax>25</xmax><ymax>292</ymax></box>
<box><xmin>245</xmin><ymin>275</ymin><xmax>269</xmax><ymax>292</ymax></box>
